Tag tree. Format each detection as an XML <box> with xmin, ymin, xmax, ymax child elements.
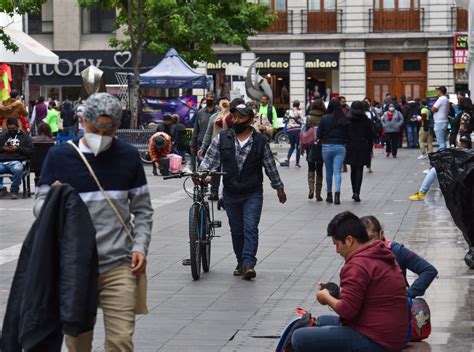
<box><xmin>0</xmin><ymin>0</ymin><xmax>46</xmax><ymax>52</ymax></box>
<box><xmin>79</xmin><ymin>0</ymin><xmax>274</xmax><ymax>128</ymax></box>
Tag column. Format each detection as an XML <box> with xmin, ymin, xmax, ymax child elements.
<box><xmin>53</xmin><ymin>0</ymin><xmax>81</xmax><ymax>50</ymax></box>
<box><xmin>290</xmin><ymin>52</ymin><xmax>306</xmax><ymax>108</ymax></box>
<box><xmin>428</xmin><ymin>40</ymin><xmax>455</xmax><ymax>94</ymax></box>
<box><xmin>339</xmin><ymin>41</ymin><xmax>366</xmax><ymax>102</ymax></box>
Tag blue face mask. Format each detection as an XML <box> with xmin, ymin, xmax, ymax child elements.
<box><xmin>389</xmin><ymin>107</ymin><xmax>395</xmax><ymax>112</ymax></box>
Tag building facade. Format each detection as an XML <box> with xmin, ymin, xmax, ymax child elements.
<box><xmin>27</xmin><ymin>0</ymin><xmax>467</xmax><ymax>113</ymax></box>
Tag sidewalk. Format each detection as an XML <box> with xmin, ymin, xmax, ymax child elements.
<box><xmin>0</xmin><ymin>148</ymin><xmax>472</xmax><ymax>351</ymax></box>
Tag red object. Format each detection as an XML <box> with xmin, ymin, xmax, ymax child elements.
<box><xmin>335</xmin><ymin>241</ymin><xmax>408</xmax><ymax>352</ymax></box>
<box><xmin>20</xmin><ymin>115</ymin><xmax>30</xmax><ymax>131</ymax></box>
<box><xmin>410</xmin><ymin>298</ymin><xmax>431</xmax><ymax>341</ymax></box>
<box><xmin>300</xmin><ymin>127</ymin><xmax>316</xmax><ymax>149</ymax></box>
<box><xmin>387</xmin><ymin>111</ymin><xmax>394</xmax><ymax>122</ymax></box>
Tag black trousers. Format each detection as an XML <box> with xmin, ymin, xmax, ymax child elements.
<box><xmin>307</xmin><ymin>161</ymin><xmax>323</xmax><ymax>177</ymax></box>
<box><xmin>211</xmin><ymin>174</ymin><xmax>221</xmax><ymax>195</ymax></box>
<box><xmin>385</xmin><ymin>132</ymin><xmax>399</xmax><ymax>156</ymax></box>
<box><xmin>350</xmin><ymin>165</ymin><xmax>364</xmax><ymax>195</ymax></box>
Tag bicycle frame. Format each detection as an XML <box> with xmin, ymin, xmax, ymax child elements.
<box><xmin>192</xmin><ymin>181</ymin><xmax>215</xmax><ymax>243</ymax></box>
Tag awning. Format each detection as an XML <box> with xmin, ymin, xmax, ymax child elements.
<box><xmin>0</xmin><ymin>28</ymin><xmax>59</xmax><ymax>65</ymax></box>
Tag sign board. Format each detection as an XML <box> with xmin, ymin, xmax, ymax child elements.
<box><xmin>305</xmin><ymin>53</ymin><xmax>339</xmax><ymax>69</ymax></box>
<box><xmin>140</xmin><ymin>96</ymin><xmax>197</xmax><ymax>127</ymax></box>
<box><xmin>454</xmin><ymin>33</ymin><xmax>468</xmax><ymax>69</ymax></box>
<box><xmin>206</xmin><ymin>54</ymin><xmax>241</xmax><ymax>71</ymax></box>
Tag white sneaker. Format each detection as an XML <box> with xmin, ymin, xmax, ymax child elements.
<box><xmin>423</xmin><ymin>168</ymin><xmax>430</xmax><ymax>174</ymax></box>
<box><xmin>417</xmin><ymin>154</ymin><xmax>428</xmax><ymax>160</ymax></box>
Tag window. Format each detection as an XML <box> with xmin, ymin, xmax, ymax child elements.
<box><xmin>309</xmin><ymin>0</ymin><xmax>336</xmax><ymax>11</ymax></box>
<box><xmin>374</xmin><ymin>0</ymin><xmax>419</xmax><ymax>10</ymax></box>
<box><xmin>28</xmin><ymin>0</ymin><xmax>53</xmax><ymax>34</ymax></box>
<box><xmin>259</xmin><ymin>0</ymin><xmax>286</xmax><ymax>11</ymax></box>
<box><xmin>373</xmin><ymin>60</ymin><xmax>391</xmax><ymax>71</ymax></box>
<box><xmin>403</xmin><ymin>59</ymin><xmax>421</xmax><ymax>71</ymax></box>
<box><xmin>82</xmin><ymin>6</ymin><xmax>116</xmax><ymax>34</ymax></box>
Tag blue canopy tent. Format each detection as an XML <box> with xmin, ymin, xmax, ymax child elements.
<box><xmin>135</xmin><ymin>48</ymin><xmax>212</xmax><ymax>89</ymax></box>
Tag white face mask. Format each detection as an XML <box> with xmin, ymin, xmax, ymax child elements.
<box><xmin>84</xmin><ymin>133</ymin><xmax>113</xmax><ymax>156</ymax></box>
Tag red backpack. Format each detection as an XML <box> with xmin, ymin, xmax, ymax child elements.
<box><xmin>409</xmin><ymin>297</ymin><xmax>431</xmax><ymax>341</ymax></box>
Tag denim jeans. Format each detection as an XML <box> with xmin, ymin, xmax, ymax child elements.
<box><xmin>406</xmin><ymin>122</ymin><xmax>419</xmax><ymax>147</ymax></box>
<box><xmin>291</xmin><ymin>315</ymin><xmax>384</xmax><ymax>352</ymax></box>
<box><xmin>287</xmin><ymin>130</ymin><xmax>301</xmax><ymax>165</ymax></box>
<box><xmin>0</xmin><ymin>161</ymin><xmax>24</xmax><ymax>193</ymax></box>
<box><xmin>420</xmin><ymin>167</ymin><xmax>437</xmax><ymax>194</ymax></box>
<box><xmin>322</xmin><ymin>144</ymin><xmax>346</xmax><ymax>193</ymax></box>
<box><xmin>434</xmin><ymin>121</ymin><xmax>448</xmax><ymax>150</ymax></box>
<box><xmin>224</xmin><ymin>190</ymin><xmax>263</xmax><ymax>267</ymax></box>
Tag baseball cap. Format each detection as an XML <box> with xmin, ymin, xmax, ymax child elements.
<box><xmin>230</xmin><ymin>104</ymin><xmax>254</xmax><ymax>119</ymax></box>
<box><xmin>83</xmin><ymin>93</ymin><xmax>122</xmax><ymax>130</ymax></box>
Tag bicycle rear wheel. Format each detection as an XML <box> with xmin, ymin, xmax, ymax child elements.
<box><xmin>189</xmin><ymin>204</ymin><xmax>201</xmax><ymax>280</ymax></box>
<box><xmin>201</xmin><ymin>204</ymin><xmax>211</xmax><ymax>272</ymax></box>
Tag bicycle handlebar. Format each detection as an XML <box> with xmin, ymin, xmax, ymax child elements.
<box><xmin>163</xmin><ymin>171</ymin><xmax>226</xmax><ymax>180</ymax></box>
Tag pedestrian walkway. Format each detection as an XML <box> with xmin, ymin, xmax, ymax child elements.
<box><xmin>0</xmin><ymin>148</ymin><xmax>472</xmax><ymax>351</ymax></box>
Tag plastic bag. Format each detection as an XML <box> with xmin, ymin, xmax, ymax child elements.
<box><xmin>429</xmin><ymin>149</ymin><xmax>474</xmax><ymax>247</ymax></box>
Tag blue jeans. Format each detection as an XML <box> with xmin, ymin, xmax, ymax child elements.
<box><xmin>287</xmin><ymin>130</ymin><xmax>300</xmax><ymax>165</ymax></box>
<box><xmin>224</xmin><ymin>190</ymin><xmax>263</xmax><ymax>267</ymax></box>
<box><xmin>406</xmin><ymin>122</ymin><xmax>419</xmax><ymax>147</ymax></box>
<box><xmin>420</xmin><ymin>168</ymin><xmax>437</xmax><ymax>194</ymax></box>
<box><xmin>434</xmin><ymin>121</ymin><xmax>448</xmax><ymax>150</ymax></box>
<box><xmin>322</xmin><ymin>144</ymin><xmax>346</xmax><ymax>193</ymax></box>
<box><xmin>0</xmin><ymin>161</ymin><xmax>24</xmax><ymax>193</ymax></box>
<box><xmin>292</xmin><ymin>315</ymin><xmax>384</xmax><ymax>352</ymax></box>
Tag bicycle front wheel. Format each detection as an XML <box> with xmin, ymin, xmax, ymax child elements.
<box><xmin>201</xmin><ymin>204</ymin><xmax>211</xmax><ymax>273</ymax></box>
<box><xmin>189</xmin><ymin>204</ymin><xmax>201</xmax><ymax>280</ymax></box>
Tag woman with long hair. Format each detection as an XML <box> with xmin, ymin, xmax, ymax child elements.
<box><xmin>346</xmin><ymin>101</ymin><xmax>374</xmax><ymax>202</ymax></box>
<box><xmin>316</xmin><ymin>100</ymin><xmax>349</xmax><ymax>204</ymax></box>
<box><xmin>303</xmin><ymin>98</ymin><xmax>326</xmax><ymax>201</ymax></box>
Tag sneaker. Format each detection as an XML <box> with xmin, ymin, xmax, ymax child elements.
<box><xmin>392</xmin><ymin>154</ymin><xmax>397</xmax><ymax>158</ymax></box>
<box><xmin>233</xmin><ymin>264</ymin><xmax>243</xmax><ymax>276</ymax></box>
<box><xmin>280</xmin><ymin>160</ymin><xmax>289</xmax><ymax>167</ymax></box>
<box><xmin>417</xmin><ymin>154</ymin><xmax>428</xmax><ymax>160</ymax></box>
<box><xmin>409</xmin><ymin>192</ymin><xmax>426</xmax><ymax>201</ymax></box>
<box><xmin>8</xmin><ymin>192</ymin><xmax>18</xmax><ymax>200</ymax></box>
<box><xmin>0</xmin><ymin>187</ymin><xmax>7</xmax><ymax>198</ymax></box>
<box><xmin>295</xmin><ymin>164</ymin><xmax>301</xmax><ymax>168</ymax></box>
<box><xmin>242</xmin><ymin>267</ymin><xmax>256</xmax><ymax>280</ymax></box>
<box><xmin>423</xmin><ymin>168</ymin><xmax>430</xmax><ymax>174</ymax></box>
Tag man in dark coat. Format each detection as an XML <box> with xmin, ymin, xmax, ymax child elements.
<box><xmin>2</xmin><ymin>185</ymin><xmax>98</xmax><ymax>352</ymax></box>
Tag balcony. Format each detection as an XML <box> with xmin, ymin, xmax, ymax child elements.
<box><xmin>301</xmin><ymin>9</ymin><xmax>343</xmax><ymax>34</ymax></box>
<box><xmin>260</xmin><ymin>10</ymin><xmax>293</xmax><ymax>34</ymax></box>
<box><xmin>369</xmin><ymin>8</ymin><xmax>424</xmax><ymax>33</ymax></box>
<box><xmin>451</xmin><ymin>7</ymin><xmax>468</xmax><ymax>32</ymax></box>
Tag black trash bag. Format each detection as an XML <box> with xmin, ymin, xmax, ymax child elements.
<box><xmin>429</xmin><ymin>149</ymin><xmax>474</xmax><ymax>250</ymax></box>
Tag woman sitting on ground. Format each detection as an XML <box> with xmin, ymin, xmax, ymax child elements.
<box><xmin>361</xmin><ymin>215</ymin><xmax>438</xmax><ymax>298</ymax></box>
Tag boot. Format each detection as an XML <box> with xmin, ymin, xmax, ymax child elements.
<box><xmin>334</xmin><ymin>192</ymin><xmax>341</xmax><ymax>205</ymax></box>
<box><xmin>307</xmin><ymin>171</ymin><xmax>315</xmax><ymax>199</ymax></box>
<box><xmin>315</xmin><ymin>174</ymin><xmax>323</xmax><ymax>201</ymax></box>
<box><xmin>326</xmin><ymin>192</ymin><xmax>333</xmax><ymax>203</ymax></box>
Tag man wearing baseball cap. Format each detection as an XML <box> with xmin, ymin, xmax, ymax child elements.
<box><xmin>34</xmin><ymin>93</ymin><xmax>154</xmax><ymax>351</ymax></box>
<box><xmin>431</xmin><ymin>85</ymin><xmax>450</xmax><ymax>150</ymax></box>
<box><xmin>199</xmin><ymin>98</ymin><xmax>287</xmax><ymax>280</ymax></box>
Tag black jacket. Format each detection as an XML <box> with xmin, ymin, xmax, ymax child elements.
<box><xmin>345</xmin><ymin>112</ymin><xmax>374</xmax><ymax>167</ymax></box>
<box><xmin>0</xmin><ymin>131</ymin><xmax>34</xmax><ymax>162</ymax></box>
<box><xmin>317</xmin><ymin>113</ymin><xmax>350</xmax><ymax>145</ymax></box>
<box><xmin>2</xmin><ymin>185</ymin><xmax>98</xmax><ymax>352</ymax></box>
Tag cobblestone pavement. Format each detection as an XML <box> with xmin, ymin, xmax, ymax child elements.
<box><xmin>0</xmin><ymin>147</ymin><xmax>473</xmax><ymax>351</ymax></box>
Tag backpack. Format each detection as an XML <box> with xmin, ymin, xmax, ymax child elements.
<box><xmin>276</xmin><ymin>308</ymin><xmax>316</xmax><ymax>352</ymax></box>
<box><xmin>370</xmin><ymin>112</ymin><xmax>383</xmax><ymax>136</ymax></box>
<box><xmin>408</xmin><ymin>297</ymin><xmax>431</xmax><ymax>341</ymax></box>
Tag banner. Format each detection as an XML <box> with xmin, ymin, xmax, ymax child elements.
<box><xmin>454</xmin><ymin>33</ymin><xmax>468</xmax><ymax>70</ymax></box>
<box><xmin>140</xmin><ymin>96</ymin><xmax>197</xmax><ymax>128</ymax></box>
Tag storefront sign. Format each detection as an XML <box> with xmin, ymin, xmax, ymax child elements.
<box><xmin>29</xmin><ymin>51</ymin><xmax>160</xmax><ymax>86</ymax></box>
<box><xmin>454</xmin><ymin>33</ymin><xmax>468</xmax><ymax>69</ymax></box>
<box><xmin>206</xmin><ymin>54</ymin><xmax>241</xmax><ymax>71</ymax></box>
<box><xmin>305</xmin><ymin>54</ymin><xmax>339</xmax><ymax>69</ymax></box>
<box><xmin>140</xmin><ymin>96</ymin><xmax>197</xmax><ymax>127</ymax></box>
<box><xmin>256</xmin><ymin>54</ymin><xmax>290</xmax><ymax>70</ymax></box>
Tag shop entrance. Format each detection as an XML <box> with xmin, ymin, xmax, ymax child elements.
<box><xmin>366</xmin><ymin>53</ymin><xmax>427</xmax><ymax>104</ymax></box>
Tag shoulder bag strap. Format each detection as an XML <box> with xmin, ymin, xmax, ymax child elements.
<box><xmin>67</xmin><ymin>140</ymin><xmax>134</xmax><ymax>243</ymax></box>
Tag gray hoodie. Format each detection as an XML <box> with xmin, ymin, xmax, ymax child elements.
<box><xmin>382</xmin><ymin>110</ymin><xmax>404</xmax><ymax>133</ymax></box>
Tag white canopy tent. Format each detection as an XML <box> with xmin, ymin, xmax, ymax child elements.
<box><xmin>0</xmin><ymin>27</ymin><xmax>58</xmax><ymax>65</ymax></box>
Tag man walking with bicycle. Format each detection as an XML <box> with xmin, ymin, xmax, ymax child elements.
<box><xmin>199</xmin><ymin>100</ymin><xmax>287</xmax><ymax>280</ymax></box>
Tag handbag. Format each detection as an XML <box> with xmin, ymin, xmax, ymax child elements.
<box><xmin>300</xmin><ymin>126</ymin><xmax>317</xmax><ymax>149</ymax></box>
<box><xmin>67</xmin><ymin>140</ymin><xmax>149</xmax><ymax>315</ymax></box>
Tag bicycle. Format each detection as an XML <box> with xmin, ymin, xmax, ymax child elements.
<box><xmin>163</xmin><ymin>170</ymin><xmax>225</xmax><ymax>280</ymax></box>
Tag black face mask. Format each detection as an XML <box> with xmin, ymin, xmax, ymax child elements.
<box><xmin>206</xmin><ymin>99</ymin><xmax>214</xmax><ymax>107</ymax></box>
<box><xmin>233</xmin><ymin>122</ymin><xmax>249</xmax><ymax>134</ymax></box>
